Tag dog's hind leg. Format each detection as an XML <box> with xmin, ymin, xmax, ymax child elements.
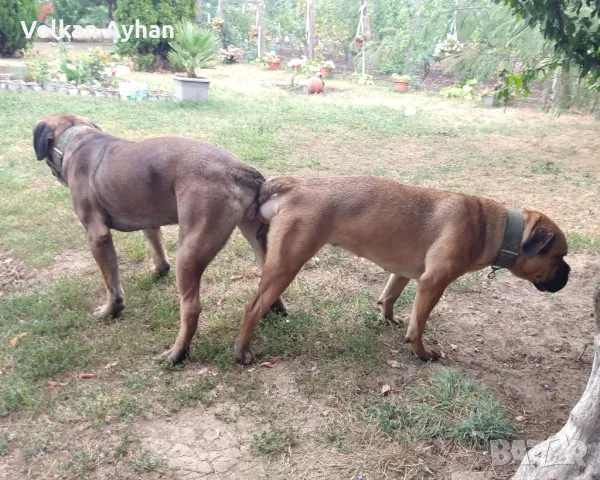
<box><xmin>238</xmin><ymin>219</ymin><xmax>286</xmax><ymax>315</ymax></box>
<box><xmin>158</xmin><ymin>203</ymin><xmax>240</xmax><ymax>365</ymax></box>
<box><xmin>235</xmin><ymin>219</ymin><xmax>323</xmax><ymax>365</ymax></box>
<box><xmin>143</xmin><ymin>228</ymin><xmax>170</xmax><ymax>275</ymax></box>
<box><xmin>377</xmin><ymin>274</ymin><xmax>410</xmax><ymax>324</ymax></box>
<box><xmin>87</xmin><ymin>223</ymin><xmax>125</xmax><ymax>319</ymax></box>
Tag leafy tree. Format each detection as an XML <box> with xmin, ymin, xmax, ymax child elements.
<box><xmin>52</xmin><ymin>0</ymin><xmax>112</xmax><ymax>27</ymax></box>
<box><xmin>0</xmin><ymin>0</ymin><xmax>37</xmax><ymax>55</ymax></box>
<box><xmin>492</xmin><ymin>0</ymin><xmax>600</xmax><ymax>99</ymax></box>
<box><xmin>115</xmin><ymin>0</ymin><xmax>196</xmax><ymax>69</ymax></box>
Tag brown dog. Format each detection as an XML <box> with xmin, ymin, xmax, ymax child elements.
<box><xmin>33</xmin><ymin>113</ymin><xmax>284</xmax><ymax>364</ymax></box>
<box><xmin>234</xmin><ymin>176</ymin><xmax>570</xmax><ymax>364</ymax></box>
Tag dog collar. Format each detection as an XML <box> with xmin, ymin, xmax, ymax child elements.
<box><xmin>51</xmin><ymin>125</ymin><xmax>93</xmax><ymax>174</ymax></box>
<box><xmin>491</xmin><ymin>209</ymin><xmax>524</xmax><ymax>274</ymax></box>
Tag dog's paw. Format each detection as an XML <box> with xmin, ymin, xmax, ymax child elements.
<box><xmin>155</xmin><ymin>346</ymin><xmax>189</xmax><ymax>365</ymax></box>
<box><xmin>269</xmin><ymin>298</ymin><xmax>287</xmax><ymax>316</ymax></box>
<box><xmin>417</xmin><ymin>347</ymin><xmax>441</xmax><ymax>362</ymax></box>
<box><xmin>235</xmin><ymin>348</ymin><xmax>254</xmax><ymax>366</ymax></box>
<box><xmin>154</xmin><ymin>262</ymin><xmax>171</xmax><ymax>276</ymax></box>
<box><xmin>404</xmin><ymin>336</ymin><xmax>441</xmax><ymax>361</ymax></box>
<box><xmin>93</xmin><ymin>300</ymin><xmax>124</xmax><ymax>319</ymax></box>
<box><xmin>385</xmin><ymin>315</ymin><xmax>404</xmax><ymax>326</ymax></box>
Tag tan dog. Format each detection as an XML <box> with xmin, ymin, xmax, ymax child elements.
<box><xmin>33</xmin><ymin>114</ymin><xmax>284</xmax><ymax>364</ymax></box>
<box><xmin>234</xmin><ymin>176</ymin><xmax>570</xmax><ymax>364</ymax></box>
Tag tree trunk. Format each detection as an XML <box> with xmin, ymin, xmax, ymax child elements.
<box><xmin>195</xmin><ymin>0</ymin><xmax>202</xmax><ymax>24</ymax></box>
<box><xmin>361</xmin><ymin>0</ymin><xmax>372</xmax><ymax>41</ymax></box>
<box><xmin>306</xmin><ymin>0</ymin><xmax>316</xmax><ymax>60</ymax></box>
<box><xmin>257</xmin><ymin>0</ymin><xmax>266</xmax><ymax>59</ymax></box>
<box><xmin>107</xmin><ymin>0</ymin><xmax>115</xmax><ymax>21</ymax></box>
<box><xmin>513</xmin><ymin>281</ymin><xmax>600</xmax><ymax>478</ymax></box>
<box><xmin>550</xmin><ymin>65</ymin><xmax>563</xmax><ymax>112</ymax></box>
<box><xmin>217</xmin><ymin>0</ymin><xmax>226</xmax><ymax>21</ymax></box>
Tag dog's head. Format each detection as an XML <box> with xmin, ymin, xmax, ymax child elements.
<box><xmin>33</xmin><ymin>114</ymin><xmax>100</xmax><ymax>185</ymax></box>
<box><xmin>509</xmin><ymin>210</ymin><xmax>570</xmax><ymax>293</ymax></box>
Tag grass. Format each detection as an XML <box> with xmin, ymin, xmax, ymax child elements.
<box><xmin>251</xmin><ymin>426</ymin><xmax>298</xmax><ymax>454</ymax></box>
<box><xmin>0</xmin><ymin>62</ymin><xmax>598</xmax><ymax>477</ymax></box>
<box><xmin>370</xmin><ymin>370</ymin><xmax>515</xmax><ymax>449</ymax></box>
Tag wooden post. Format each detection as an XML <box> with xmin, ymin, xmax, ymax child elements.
<box><xmin>257</xmin><ymin>0</ymin><xmax>266</xmax><ymax>59</ymax></box>
<box><xmin>360</xmin><ymin>0</ymin><xmax>371</xmax><ymax>41</ymax></box>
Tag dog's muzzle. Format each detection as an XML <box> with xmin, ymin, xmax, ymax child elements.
<box><xmin>534</xmin><ymin>260</ymin><xmax>570</xmax><ymax>293</ymax></box>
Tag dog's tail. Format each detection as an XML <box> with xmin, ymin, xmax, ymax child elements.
<box><xmin>258</xmin><ymin>176</ymin><xmax>297</xmax><ymax>205</ymax></box>
<box><xmin>231</xmin><ymin>165</ymin><xmax>266</xmax><ymax>192</ymax></box>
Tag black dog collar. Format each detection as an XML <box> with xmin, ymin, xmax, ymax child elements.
<box><xmin>50</xmin><ymin>125</ymin><xmax>94</xmax><ymax>174</ymax></box>
<box><xmin>490</xmin><ymin>209</ymin><xmax>524</xmax><ymax>275</ymax></box>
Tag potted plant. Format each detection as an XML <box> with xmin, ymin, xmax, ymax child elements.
<box><xmin>320</xmin><ymin>60</ymin><xmax>335</xmax><ymax>77</ymax></box>
<box><xmin>354</xmin><ymin>34</ymin><xmax>364</xmax><ymax>48</ymax></box>
<box><xmin>264</xmin><ymin>51</ymin><xmax>283</xmax><ymax>69</ymax></box>
<box><xmin>168</xmin><ymin>21</ymin><xmax>219</xmax><ymax>102</ymax></box>
<box><xmin>480</xmin><ymin>88</ymin><xmax>498</xmax><ymax>107</ymax></box>
<box><xmin>391</xmin><ymin>73</ymin><xmax>411</xmax><ymax>92</ymax></box>
<box><xmin>288</xmin><ymin>58</ymin><xmax>303</xmax><ymax>71</ymax></box>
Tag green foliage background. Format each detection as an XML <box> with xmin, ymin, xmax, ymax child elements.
<box><xmin>0</xmin><ymin>0</ymin><xmax>38</xmax><ymax>55</ymax></box>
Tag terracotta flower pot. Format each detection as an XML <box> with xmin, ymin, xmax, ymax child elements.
<box><xmin>268</xmin><ymin>62</ymin><xmax>281</xmax><ymax>70</ymax></box>
<box><xmin>251</xmin><ymin>28</ymin><xmax>259</xmax><ymax>37</ymax></box>
<box><xmin>355</xmin><ymin>38</ymin><xmax>364</xmax><ymax>48</ymax></box>
<box><xmin>320</xmin><ymin>68</ymin><xmax>333</xmax><ymax>77</ymax></box>
<box><xmin>394</xmin><ymin>81</ymin><xmax>410</xmax><ymax>92</ymax></box>
<box><xmin>291</xmin><ymin>65</ymin><xmax>299</xmax><ymax>71</ymax></box>
<box><xmin>306</xmin><ymin>76</ymin><xmax>324</xmax><ymax>94</ymax></box>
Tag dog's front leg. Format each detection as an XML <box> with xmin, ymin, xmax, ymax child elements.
<box><xmin>87</xmin><ymin>225</ymin><xmax>124</xmax><ymax>318</ymax></box>
<box><xmin>404</xmin><ymin>270</ymin><xmax>453</xmax><ymax>361</ymax></box>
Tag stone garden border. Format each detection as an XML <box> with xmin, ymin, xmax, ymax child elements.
<box><xmin>0</xmin><ymin>75</ymin><xmax>175</xmax><ymax>101</ymax></box>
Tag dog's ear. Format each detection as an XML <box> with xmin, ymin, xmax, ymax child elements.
<box><xmin>522</xmin><ymin>228</ymin><xmax>556</xmax><ymax>258</ymax></box>
<box><xmin>33</xmin><ymin>122</ymin><xmax>55</xmax><ymax>160</ymax></box>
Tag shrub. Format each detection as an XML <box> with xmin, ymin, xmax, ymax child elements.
<box><xmin>439</xmin><ymin>78</ymin><xmax>478</xmax><ymax>100</ymax></box>
<box><xmin>168</xmin><ymin>22</ymin><xmax>219</xmax><ymax>77</ymax></box>
<box><xmin>115</xmin><ymin>0</ymin><xmax>196</xmax><ymax>69</ymax></box>
<box><xmin>219</xmin><ymin>45</ymin><xmax>244</xmax><ymax>64</ymax></box>
<box><xmin>0</xmin><ymin>0</ymin><xmax>38</xmax><ymax>55</ymax></box>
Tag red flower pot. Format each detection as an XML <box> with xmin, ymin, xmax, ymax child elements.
<box><xmin>355</xmin><ymin>38</ymin><xmax>364</xmax><ymax>48</ymax></box>
<box><xmin>394</xmin><ymin>81</ymin><xmax>410</xmax><ymax>92</ymax></box>
<box><xmin>251</xmin><ymin>28</ymin><xmax>258</xmax><ymax>37</ymax></box>
<box><xmin>306</xmin><ymin>76</ymin><xmax>324</xmax><ymax>94</ymax></box>
<box><xmin>268</xmin><ymin>62</ymin><xmax>281</xmax><ymax>70</ymax></box>
<box><xmin>292</xmin><ymin>65</ymin><xmax>299</xmax><ymax>71</ymax></box>
<box><xmin>320</xmin><ymin>68</ymin><xmax>333</xmax><ymax>77</ymax></box>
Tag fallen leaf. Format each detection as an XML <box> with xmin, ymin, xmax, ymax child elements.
<box><xmin>515</xmin><ymin>415</ymin><xmax>526</xmax><ymax>422</ymax></box>
<box><xmin>386</xmin><ymin>359</ymin><xmax>400</xmax><ymax>368</ymax></box>
<box><xmin>78</xmin><ymin>373</ymin><xmax>96</xmax><ymax>379</ymax></box>
<box><xmin>47</xmin><ymin>381</ymin><xmax>67</xmax><ymax>388</ymax></box>
<box><xmin>259</xmin><ymin>361</ymin><xmax>274</xmax><ymax>368</ymax></box>
<box><xmin>10</xmin><ymin>332</ymin><xmax>29</xmax><ymax>347</ymax></box>
<box><xmin>381</xmin><ymin>384</ymin><xmax>391</xmax><ymax>396</ymax></box>
<box><xmin>104</xmin><ymin>361</ymin><xmax>118</xmax><ymax>370</ymax></box>
<box><xmin>230</xmin><ymin>275</ymin><xmax>244</xmax><ymax>281</ymax></box>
